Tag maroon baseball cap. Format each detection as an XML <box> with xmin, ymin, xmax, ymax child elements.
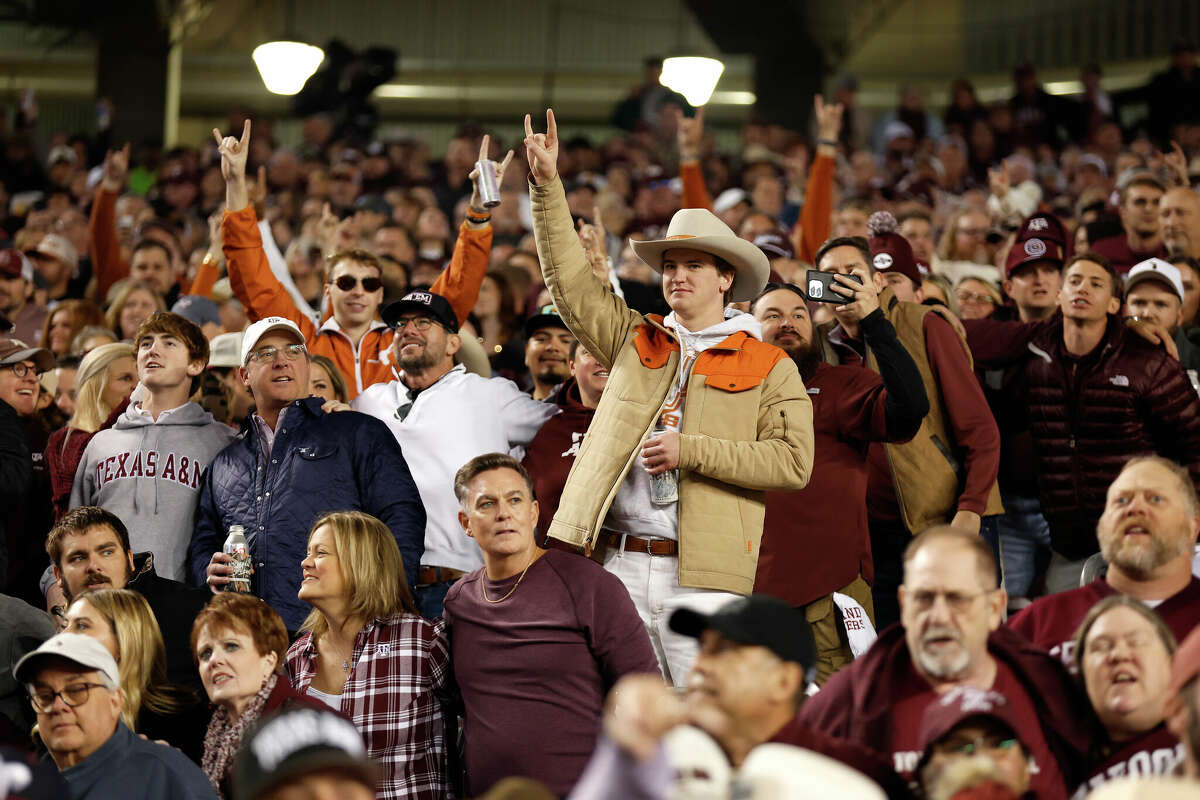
<box><xmin>0</xmin><ymin>338</ymin><xmax>54</xmax><ymax>372</ymax></box>
<box><xmin>1005</xmin><ymin>213</ymin><xmax>1067</xmax><ymax>277</ymax></box>
<box><xmin>867</xmin><ymin>211</ymin><xmax>922</xmax><ymax>287</ymax></box>
<box><xmin>917</xmin><ymin>687</ymin><xmax>1028</xmax><ymax>762</ymax></box>
<box><xmin>0</xmin><ymin>249</ymin><xmax>34</xmax><ymax>282</ymax></box>
<box><xmin>754</xmin><ymin>232</ymin><xmax>795</xmax><ymax>261</ymax></box>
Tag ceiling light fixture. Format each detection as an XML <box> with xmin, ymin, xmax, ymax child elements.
<box><xmin>660</xmin><ymin>56</ymin><xmax>725</xmax><ymax>106</ymax></box>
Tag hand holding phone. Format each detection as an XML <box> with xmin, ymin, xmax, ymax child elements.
<box><xmin>805</xmin><ymin>269</ymin><xmax>861</xmax><ymax>304</ymax></box>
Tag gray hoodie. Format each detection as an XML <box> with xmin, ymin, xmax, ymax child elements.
<box><xmin>70</xmin><ymin>402</ymin><xmax>237</xmax><ymax>580</ymax></box>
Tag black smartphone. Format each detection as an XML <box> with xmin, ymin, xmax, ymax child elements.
<box><xmin>804</xmin><ymin>269</ymin><xmax>861</xmax><ymax>304</ymax></box>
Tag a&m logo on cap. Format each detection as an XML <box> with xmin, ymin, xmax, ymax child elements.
<box><xmin>406</xmin><ymin>292</ymin><xmax>433</xmax><ymax>304</ymax></box>
<box><xmin>873</xmin><ymin>253</ymin><xmax>894</xmax><ymax>270</ymax></box>
<box><xmin>1028</xmin><ymin>217</ymin><xmax>1049</xmax><ymax>232</ymax></box>
<box><xmin>1024</xmin><ymin>238</ymin><xmax>1047</xmax><ymax>257</ymax></box>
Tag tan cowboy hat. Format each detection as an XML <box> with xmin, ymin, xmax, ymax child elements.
<box><xmin>631</xmin><ymin>208</ymin><xmax>770</xmax><ymax>303</ymax></box>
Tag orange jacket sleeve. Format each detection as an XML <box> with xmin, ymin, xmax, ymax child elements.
<box><xmin>221</xmin><ymin>206</ymin><xmax>318</xmax><ymax>340</ymax></box>
<box><xmin>430</xmin><ymin>222</ymin><xmax>494</xmax><ymax>325</ymax></box>
<box><xmin>680</xmin><ymin>160</ymin><xmax>713</xmax><ymax>211</ymax></box>
<box><xmin>794</xmin><ymin>152</ymin><xmax>834</xmax><ymax>265</ymax></box>
<box><xmin>88</xmin><ymin>187</ymin><xmax>130</xmax><ymax>300</ymax></box>
<box><xmin>183</xmin><ymin>257</ymin><xmax>219</xmax><ymax>298</ymax></box>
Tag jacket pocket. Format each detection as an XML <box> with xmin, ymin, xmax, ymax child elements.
<box><xmin>296</xmin><ymin>443</ymin><xmax>338</xmax><ymax>461</ymax></box>
<box><xmin>930</xmin><ymin>434</ymin><xmax>960</xmax><ymax>474</ymax></box>
<box><xmin>703</xmin><ymin>373</ymin><xmax>764</xmax><ymax>393</ymax></box>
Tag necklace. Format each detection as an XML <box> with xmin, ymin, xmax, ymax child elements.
<box><xmin>481</xmin><ymin>552</ymin><xmax>538</xmax><ymax>603</ymax></box>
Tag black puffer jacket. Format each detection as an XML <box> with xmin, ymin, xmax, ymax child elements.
<box><xmin>1023</xmin><ymin>315</ymin><xmax>1200</xmax><ymax>557</ymax></box>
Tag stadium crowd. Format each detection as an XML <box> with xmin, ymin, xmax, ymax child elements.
<box><xmin>4</xmin><ymin>43</ymin><xmax>1200</xmax><ymax>800</ymax></box>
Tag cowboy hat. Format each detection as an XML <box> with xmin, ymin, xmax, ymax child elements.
<box><xmin>631</xmin><ymin>209</ymin><xmax>770</xmax><ymax>303</ymax></box>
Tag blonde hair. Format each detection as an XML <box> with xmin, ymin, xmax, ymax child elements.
<box><xmin>75</xmin><ymin>588</ymin><xmax>191</xmax><ymax>730</ymax></box>
<box><xmin>68</xmin><ymin>342</ymin><xmax>135</xmax><ymax>433</ymax></box>
<box><xmin>104</xmin><ymin>280</ymin><xmax>166</xmax><ymax>340</ymax></box>
<box><xmin>299</xmin><ymin>511</ymin><xmax>417</xmax><ymax>638</ymax></box>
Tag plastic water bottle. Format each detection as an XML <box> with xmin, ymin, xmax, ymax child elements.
<box><xmin>223</xmin><ymin>525</ymin><xmax>252</xmax><ymax>593</ymax></box>
<box><xmin>648</xmin><ymin>422</ymin><xmax>678</xmax><ymax>505</ymax></box>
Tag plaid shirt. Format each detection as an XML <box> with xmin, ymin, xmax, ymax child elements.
<box><xmin>286</xmin><ymin>613</ymin><xmax>451</xmax><ymax>800</ymax></box>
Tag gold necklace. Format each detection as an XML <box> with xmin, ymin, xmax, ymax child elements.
<box><xmin>481</xmin><ymin>553</ymin><xmax>537</xmax><ymax>603</ymax></box>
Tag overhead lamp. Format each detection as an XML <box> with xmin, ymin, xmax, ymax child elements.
<box><xmin>253</xmin><ymin>40</ymin><xmax>325</xmax><ymax>96</ymax></box>
<box><xmin>659</xmin><ymin>56</ymin><xmax>725</xmax><ymax>107</ymax></box>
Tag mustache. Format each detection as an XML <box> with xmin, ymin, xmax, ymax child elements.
<box><xmin>921</xmin><ymin>624</ymin><xmax>962</xmax><ymax>645</ymax></box>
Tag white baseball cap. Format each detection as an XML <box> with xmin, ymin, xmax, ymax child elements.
<box><xmin>240</xmin><ymin>317</ymin><xmax>306</xmax><ymax>366</ymax></box>
<box><xmin>14</xmin><ymin>632</ymin><xmax>120</xmax><ymax>686</ymax></box>
<box><xmin>1127</xmin><ymin>258</ymin><xmax>1185</xmax><ymax>302</ymax></box>
<box><xmin>208</xmin><ymin>331</ymin><xmax>244</xmax><ymax>369</ymax></box>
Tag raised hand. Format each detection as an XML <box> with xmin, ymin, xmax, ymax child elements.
<box><xmin>578</xmin><ymin>216</ymin><xmax>610</xmax><ymax>281</ymax></box>
<box><xmin>316</xmin><ymin>202</ymin><xmax>339</xmax><ymax>255</ymax></box>
<box><xmin>213</xmin><ymin>119</ymin><xmax>252</xmax><ymax>184</ymax></box>
<box><xmin>523</xmin><ymin>109</ymin><xmax>559</xmax><ymax>186</ymax></box>
<box><xmin>467</xmin><ymin>133</ymin><xmax>515</xmax><ymax>214</ymax></box>
<box><xmin>1164</xmin><ymin>141</ymin><xmax>1189</xmax><ymax>187</ymax></box>
<box><xmin>677</xmin><ymin>106</ymin><xmax>704</xmax><ymax>161</ymax></box>
<box><xmin>988</xmin><ymin>161</ymin><xmax>1011</xmax><ymax>198</ymax></box>
<box><xmin>814</xmin><ymin>94</ymin><xmax>844</xmax><ymax>148</ymax></box>
<box><xmin>101</xmin><ymin>142</ymin><xmax>131</xmax><ymax>192</ymax></box>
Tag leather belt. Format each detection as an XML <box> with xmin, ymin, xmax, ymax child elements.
<box><xmin>418</xmin><ymin>565</ymin><xmax>466</xmax><ymax>585</ymax></box>
<box><xmin>604</xmin><ymin>533</ymin><xmax>678</xmax><ymax>557</ymax></box>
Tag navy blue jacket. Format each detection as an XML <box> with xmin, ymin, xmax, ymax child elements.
<box><xmin>189</xmin><ymin>397</ymin><xmax>425</xmax><ymax>629</ymax></box>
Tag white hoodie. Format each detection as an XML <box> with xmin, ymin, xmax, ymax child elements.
<box><xmin>602</xmin><ymin>310</ymin><xmax>763</xmax><ymax>541</ymax></box>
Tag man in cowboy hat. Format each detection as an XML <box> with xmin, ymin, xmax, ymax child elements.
<box><xmin>522</xmin><ymin>109</ymin><xmax>813</xmax><ymax>686</ymax></box>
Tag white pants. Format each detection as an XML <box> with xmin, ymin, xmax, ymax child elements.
<box><xmin>603</xmin><ymin>545</ymin><xmax>741</xmax><ymax>687</ymax></box>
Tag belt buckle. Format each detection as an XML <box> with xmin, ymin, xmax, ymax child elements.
<box><xmin>646</xmin><ymin>538</ymin><xmax>672</xmax><ymax>557</ymax></box>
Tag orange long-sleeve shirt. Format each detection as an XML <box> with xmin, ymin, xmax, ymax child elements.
<box><xmin>87</xmin><ymin>187</ymin><xmax>129</xmax><ymax>301</ymax></box>
<box><xmin>222</xmin><ymin>206</ymin><xmax>492</xmax><ymax>400</ymax></box>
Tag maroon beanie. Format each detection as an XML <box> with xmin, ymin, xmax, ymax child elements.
<box><xmin>868</xmin><ymin>211</ymin><xmax>922</xmax><ymax>286</ymax></box>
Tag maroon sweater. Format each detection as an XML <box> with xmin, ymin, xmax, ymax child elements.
<box><xmin>444</xmin><ymin>549</ymin><xmax>660</xmax><ymax>797</ymax></box>
<box><xmin>521</xmin><ymin>378</ymin><xmax>595</xmax><ymax>536</ymax></box>
<box><xmin>44</xmin><ymin>397</ymin><xmax>131</xmax><ymax>521</ymax></box>
<box><xmin>1008</xmin><ymin>576</ymin><xmax>1200</xmax><ymax>667</ymax></box>
<box><xmin>1089</xmin><ymin>235</ymin><xmax>1166</xmax><ymax>275</ymax></box>
<box><xmin>757</xmin><ymin>311</ymin><xmax>928</xmax><ymax>607</ymax></box>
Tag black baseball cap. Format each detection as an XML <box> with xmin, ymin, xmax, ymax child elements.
<box><xmin>522</xmin><ymin>303</ymin><xmax>569</xmax><ymax>339</ymax></box>
<box><xmin>382</xmin><ymin>290</ymin><xmax>459</xmax><ymax>333</ymax></box>
<box><xmin>669</xmin><ymin>594</ymin><xmax>816</xmax><ymax>668</ymax></box>
<box><xmin>233</xmin><ymin>708</ymin><xmax>378</xmax><ymax>800</ymax></box>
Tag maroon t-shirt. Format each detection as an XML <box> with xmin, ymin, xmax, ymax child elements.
<box><xmin>884</xmin><ymin>662</ymin><xmax>1067</xmax><ymax>800</ymax></box>
<box><xmin>443</xmin><ymin>549</ymin><xmax>660</xmax><ymax>797</ymax></box>
<box><xmin>756</xmin><ymin>362</ymin><xmax>885</xmax><ymax>606</ymax></box>
<box><xmin>1089</xmin><ymin>235</ymin><xmax>1166</xmax><ymax>275</ymax></box>
<box><xmin>1008</xmin><ymin>577</ymin><xmax>1200</xmax><ymax>667</ymax></box>
<box><xmin>1073</xmin><ymin>725</ymin><xmax>1183</xmax><ymax>798</ymax></box>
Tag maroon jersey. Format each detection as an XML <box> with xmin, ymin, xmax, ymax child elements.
<box><xmin>882</xmin><ymin>661</ymin><xmax>1068</xmax><ymax>800</ymax></box>
<box><xmin>1008</xmin><ymin>577</ymin><xmax>1200</xmax><ymax>667</ymax></box>
<box><xmin>1072</xmin><ymin>725</ymin><xmax>1183</xmax><ymax>798</ymax></box>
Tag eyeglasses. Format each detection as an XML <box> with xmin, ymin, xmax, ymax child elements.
<box><xmin>2</xmin><ymin>362</ymin><xmax>37</xmax><ymax>378</ymax></box>
<box><xmin>30</xmin><ymin>682</ymin><xmax>109</xmax><ymax>712</ymax></box>
<box><xmin>392</xmin><ymin>316</ymin><xmax>436</xmax><ymax>332</ymax></box>
<box><xmin>955</xmin><ymin>291</ymin><xmax>996</xmax><ymax>305</ymax></box>
<box><xmin>907</xmin><ymin>589</ymin><xmax>991</xmax><ymax>613</ymax></box>
<box><xmin>942</xmin><ymin>736</ymin><xmax>1019</xmax><ymax>757</ymax></box>
<box><xmin>247</xmin><ymin>344</ymin><xmax>307</xmax><ymax>364</ymax></box>
<box><xmin>333</xmin><ymin>275</ymin><xmax>383</xmax><ymax>293</ymax></box>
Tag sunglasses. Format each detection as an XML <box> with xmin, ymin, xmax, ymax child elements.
<box><xmin>333</xmin><ymin>275</ymin><xmax>383</xmax><ymax>293</ymax></box>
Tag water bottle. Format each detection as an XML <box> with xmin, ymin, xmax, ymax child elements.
<box><xmin>648</xmin><ymin>422</ymin><xmax>678</xmax><ymax>505</ymax></box>
<box><xmin>223</xmin><ymin>525</ymin><xmax>252</xmax><ymax>593</ymax></box>
<box><xmin>473</xmin><ymin>159</ymin><xmax>501</xmax><ymax>208</ymax></box>
<box><xmin>1190</xmin><ymin>369</ymin><xmax>1200</xmax><ymax>398</ymax></box>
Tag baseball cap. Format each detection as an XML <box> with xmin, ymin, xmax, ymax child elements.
<box><xmin>737</xmin><ymin>743</ymin><xmax>886</xmax><ymax>800</ymax></box>
<box><xmin>14</xmin><ymin>632</ymin><xmax>119</xmax><ymax>686</ymax></box>
<box><xmin>382</xmin><ymin>291</ymin><xmax>459</xmax><ymax>334</ymax></box>
<box><xmin>0</xmin><ymin>249</ymin><xmax>34</xmax><ymax>282</ymax></box>
<box><xmin>46</xmin><ymin>145</ymin><xmax>78</xmax><ymax>168</ymax></box>
<box><xmin>754</xmin><ymin>232</ymin><xmax>795</xmax><ymax>261</ymax></box>
<box><xmin>916</xmin><ymin>686</ymin><xmax>1027</xmax><ymax>770</ymax></box>
<box><xmin>240</xmin><ymin>317</ymin><xmax>306</xmax><ymax>365</ymax></box>
<box><xmin>1078</xmin><ymin>153</ymin><xmax>1108</xmax><ymax>176</ymax></box>
<box><xmin>28</xmin><ymin>234</ymin><xmax>78</xmax><ymax>270</ymax></box>
<box><xmin>522</xmin><ymin>303</ymin><xmax>568</xmax><ymax>339</ymax></box>
<box><xmin>1126</xmin><ymin>258</ymin><xmax>1185</xmax><ymax>302</ymax></box>
<box><xmin>233</xmin><ymin>708</ymin><xmax>377</xmax><ymax>800</ymax></box>
<box><xmin>208</xmin><ymin>331</ymin><xmax>244</xmax><ymax>369</ymax></box>
<box><xmin>669</xmin><ymin>594</ymin><xmax>816</xmax><ymax>669</ymax></box>
<box><xmin>713</xmin><ymin>188</ymin><xmax>749</xmax><ymax>216</ymax></box>
<box><xmin>171</xmin><ymin>295</ymin><xmax>222</xmax><ymax>328</ymax></box>
<box><xmin>1005</xmin><ymin>213</ymin><xmax>1067</xmax><ymax>277</ymax></box>
<box><xmin>0</xmin><ymin>338</ymin><xmax>54</xmax><ymax>373</ymax></box>
<box><xmin>354</xmin><ymin>194</ymin><xmax>391</xmax><ymax>216</ymax></box>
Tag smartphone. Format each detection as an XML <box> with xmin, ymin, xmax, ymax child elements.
<box><xmin>805</xmin><ymin>269</ymin><xmax>861</xmax><ymax>304</ymax></box>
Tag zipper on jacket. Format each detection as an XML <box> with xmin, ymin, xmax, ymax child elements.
<box><xmin>779</xmin><ymin>408</ymin><xmax>788</xmax><ymax>438</ymax></box>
